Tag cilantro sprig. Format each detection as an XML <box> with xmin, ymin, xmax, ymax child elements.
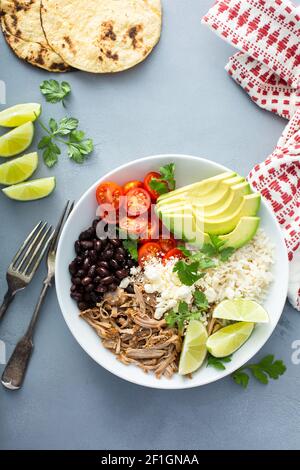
<box><xmin>207</xmin><ymin>354</ymin><xmax>232</xmax><ymax>371</ymax></box>
<box><xmin>37</xmin><ymin>116</ymin><xmax>94</xmax><ymax>167</ymax></box>
<box><xmin>40</xmin><ymin>79</ymin><xmax>71</xmax><ymax>106</ymax></box>
<box><xmin>232</xmin><ymin>355</ymin><xmax>286</xmax><ymax>388</ymax></box>
<box><xmin>122</xmin><ymin>238</ymin><xmax>138</xmax><ymax>261</ymax></box>
<box><xmin>149</xmin><ymin>163</ymin><xmax>176</xmax><ymax>195</ymax></box>
<box><xmin>165</xmin><ymin>300</ymin><xmax>202</xmax><ymax>333</ymax></box>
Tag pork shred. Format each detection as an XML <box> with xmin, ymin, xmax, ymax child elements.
<box><xmin>80</xmin><ymin>286</ymin><xmax>182</xmax><ymax>379</ymax></box>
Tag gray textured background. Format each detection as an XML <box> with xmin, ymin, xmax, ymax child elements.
<box><xmin>0</xmin><ymin>0</ymin><xmax>300</xmax><ymax>450</ymax></box>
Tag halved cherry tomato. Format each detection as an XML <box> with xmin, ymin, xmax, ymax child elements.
<box><xmin>126</xmin><ymin>187</ymin><xmax>151</xmax><ymax>217</ymax></box>
<box><xmin>159</xmin><ymin>237</ymin><xmax>177</xmax><ymax>253</ymax></box>
<box><xmin>139</xmin><ymin>215</ymin><xmax>160</xmax><ymax>243</ymax></box>
<box><xmin>163</xmin><ymin>248</ymin><xmax>185</xmax><ymax>263</ymax></box>
<box><xmin>144</xmin><ymin>172</ymin><xmax>169</xmax><ymax>202</ymax></box>
<box><xmin>123</xmin><ymin>180</ymin><xmax>143</xmax><ymax>194</ymax></box>
<box><xmin>119</xmin><ymin>215</ymin><xmax>148</xmax><ymax>235</ymax></box>
<box><xmin>96</xmin><ymin>182</ymin><xmax>123</xmax><ymax>209</ymax></box>
<box><xmin>138</xmin><ymin>242</ymin><xmax>162</xmax><ymax>266</ymax></box>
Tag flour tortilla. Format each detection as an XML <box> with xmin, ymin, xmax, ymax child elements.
<box><xmin>0</xmin><ymin>0</ymin><xmax>69</xmax><ymax>72</ymax></box>
<box><xmin>41</xmin><ymin>0</ymin><xmax>162</xmax><ymax>73</ymax></box>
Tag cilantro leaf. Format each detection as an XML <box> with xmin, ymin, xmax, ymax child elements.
<box><xmin>177</xmin><ymin>245</ymin><xmax>192</xmax><ymax>257</ymax></box>
<box><xmin>122</xmin><ymin>238</ymin><xmax>138</xmax><ymax>261</ymax></box>
<box><xmin>173</xmin><ymin>260</ymin><xmax>203</xmax><ymax>286</ymax></box>
<box><xmin>232</xmin><ymin>370</ymin><xmax>249</xmax><ymax>388</ymax></box>
<box><xmin>67</xmin><ymin>136</ymin><xmax>94</xmax><ymax>163</ymax></box>
<box><xmin>193</xmin><ymin>290</ymin><xmax>208</xmax><ymax>310</ymax></box>
<box><xmin>41</xmin><ymin>141</ymin><xmax>61</xmax><ymax>168</ymax></box>
<box><xmin>232</xmin><ymin>355</ymin><xmax>286</xmax><ymax>389</ymax></box>
<box><xmin>165</xmin><ymin>301</ymin><xmax>201</xmax><ymax>333</ymax></box>
<box><xmin>200</xmin><ymin>243</ymin><xmax>218</xmax><ymax>257</ymax></box>
<box><xmin>159</xmin><ymin>163</ymin><xmax>176</xmax><ymax>190</ymax></box>
<box><xmin>54</xmin><ymin>117</ymin><xmax>79</xmax><ymax>136</ymax></box>
<box><xmin>209</xmin><ymin>233</ymin><xmax>225</xmax><ymax>251</ymax></box>
<box><xmin>207</xmin><ymin>354</ymin><xmax>232</xmax><ymax>371</ymax></box>
<box><xmin>219</xmin><ymin>247</ymin><xmax>235</xmax><ymax>262</ymax></box>
<box><xmin>40</xmin><ymin>79</ymin><xmax>71</xmax><ymax>105</ymax></box>
<box><xmin>149</xmin><ymin>178</ymin><xmax>169</xmax><ymax>195</ymax></box>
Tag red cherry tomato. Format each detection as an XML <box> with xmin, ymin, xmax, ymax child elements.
<box><xmin>138</xmin><ymin>242</ymin><xmax>162</xmax><ymax>266</ymax></box>
<box><xmin>144</xmin><ymin>172</ymin><xmax>169</xmax><ymax>202</ymax></box>
<box><xmin>123</xmin><ymin>180</ymin><xmax>143</xmax><ymax>194</ymax></box>
<box><xmin>139</xmin><ymin>217</ymin><xmax>160</xmax><ymax>243</ymax></box>
<box><xmin>163</xmin><ymin>248</ymin><xmax>185</xmax><ymax>263</ymax></box>
<box><xmin>159</xmin><ymin>237</ymin><xmax>177</xmax><ymax>254</ymax></box>
<box><xmin>97</xmin><ymin>204</ymin><xmax>119</xmax><ymax>224</ymax></box>
<box><xmin>126</xmin><ymin>187</ymin><xmax>151</xmax><ymax>217</ymax></box>
<box><xmin>119</xmin><ymin>215</ymin><xmax>148</xmax><ymax>235</ymax></box>
<box><xmin>96</xmin><ymin>182</ymin><xmax>123</xmax><ymax>209</ymax></box>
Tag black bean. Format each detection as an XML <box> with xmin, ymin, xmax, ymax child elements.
<box><xmin>71</xmin><ymin>292</ymin><xmax>82</xmax><ymax>301</ymax></box>
<box><xmin>109</xmin><ymin>259</ymin><xmax>119</xmax><ymax>270</ymax></box>
<box><xmin>77</xmin><ymin>269</ymin><xmax>85</xmax><ymax>278</ymax></box>
<box><xmin>75</xmin><ymin>240</ymin><xmax>82</xmax><ymax>254</ymax></box>
<box><xmin>115</xmin><ymin>253</ymin><xmax>125</xmax><ymax>262</ymax></box>
<box><xmin>101</xmin><ymin>275</ymin><xmax>115</xmax><ymax>285</ymax></box>
<box><xmin>79</xmin><ymin>230</ymin><xmax>91</xmax><ymax>241</ymax></box>
<box><xmin>78</xmin><ymin>302</ymin><xmax>88</xmax><ymax>311</ymax></box>
<box><xmin>94</xmin><ymin>239</ymin><xmax>102</xmax><ymax>252</ymax></box>
<box><xmin>94</xmin><ymin>276</ymin><xmax>102</xmax><ymax>285</ymax></box>
<box><xmin>83</xmin><ymin>250</ymin><xmax>90</xmax><ymax>258</ymax></box>
<box><xmin>90</xmin><ymin>292</ymin><xmax>98</xmax><ymax>303</ymax></box>
<box><xmin>126</xmin><ymin>259</ymin><xmax>135</xmax><ymax>268</ymax></box>
<box><xmin>87</xmin><ymin>227</ymin><xmax>96</xmax><ymax>238</ymax></box>
<box><xmin>89</xmin><ymin>250</ymin><xmax>97</xmax><ymax>262</ymax></box>
<box><xmin>116</xmin><ymin>269</ymin><xmax>129</xmax><ymax>279</ymax></box>
<box><xmin>83</xmin><ymin>258</ymin><xmax>91</xmax><ymax>271</ymax></box>
<box><xmin>101</xmin><ymin>249</ymin><xmax>114</xmax><ymax>260</ymax></box>
<box><xmin>97</xmin><ymin>260</ymin><xmax>109</xmax><ymax>269</ymax></box>
<box><xmin>70</xmin><ymin>285</ymin><xmax>77</xmax><ymax>293</ymax></box>
<box><xmin>88</xmin><ymin>265</ymin><xmax>96</xmax><ymax>278</ymax></box>
<box><xmin>96</xmin><ymin>267</ymin><xmax>110</xmax><ymax>278</ymax></box>
<box><xmin>109</xmin><ymin>283</ymin><xmax>118</xmax><ymax>291</ymax></box>
<box><xmin>125</xmin><ymin>284</ymin><xmax>135</xmax><ymax>294</ymax></box>
<box><xmin>110</xmin><ymin>238</ymin><xmax>121</xmax><ymax>247</ymax></box>
<box><xmin>95</xmin><ymin>285</ymin><xmax>107</xmax><ymax>293</ymax></box>
<box><xmin>116</xmin><ymin>247</ymin><xmax>126</xmax><ymax>257</ymax></box>
<box><xmin>82</xmin><ymin>277</ymin><xmax>92</xmax><ymax>286</ymax></box>
<box><xmin>81</xmin><ymin>240</ymin><xmax>93</xmax><ymax>250</ymax></box>
<box><xmin>72</xmin><ymin>277</ymin><xmax>82</xmax><ymax>286</ymax></box>
<box><xmin>75</xmin><ymin>256</ymin><xmax>83</xmax><ymax>266</ymax></box>
<box><xmin>69</xmin><ymin>261</ymin><xmax>77</xmax><ymax>275</ymax></box>
<box><xmin>84</xmin><ymin>293</ymin><xmax>91</xmax><ymax>302</ymax></box>
<box><xmin>92</xmin><ymin>218</ymin><xmax>100</xmax><ymax>229</ymax></box>
<box><xmin>85</xmin><ymin>284</ymin><xmax>94</xmax><ymax>293</ymax></box>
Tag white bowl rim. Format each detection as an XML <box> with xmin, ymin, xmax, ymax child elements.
<box><xmin>56</xmin><ymin>153</ymin><xmax>289</xmax><ymax>389</ymax></box>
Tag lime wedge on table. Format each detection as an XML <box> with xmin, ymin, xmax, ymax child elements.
<box><xmin>2</xmin><ymin>177</ymin><xmax>56</xmax><ymax>201</ymax></box>
<box><xmin>213</xmin><ymin>299</ymin><xmax>269</xmax><ymax>323</ymax></box>
<box><xmin>206</xmin><ymin>322</ymin><xmax>254</xmax><ymax>358</ymax></box>
<box><xmin>0</xmin><ymin>152</ymin><xmax>38</xmax><ymax>185</ymax></box>
<box><xmin>0</xmin><ymin>103</ymin><xmax>41</xmax><ymax>127</ymax></box>
<box><xmin>178</xmin><ymin>320</ymin><xmax>208</xmax><ymax>375</ymax></box>
<box><xmin>0</xmin><ymin>122</ymin><xmax>34</xmax><ymax>157</ymax></box>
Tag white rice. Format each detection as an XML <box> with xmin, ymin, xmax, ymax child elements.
<box><xmin>196</xmin><ymin>229</ymin><xmax>274</xmax><ymax>304</ymax></box>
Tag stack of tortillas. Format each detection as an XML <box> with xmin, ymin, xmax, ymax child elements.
<box><xmin>0</xmin><ymin>0</ymin><xmax>162</xmax><ymax>73</ymax></box>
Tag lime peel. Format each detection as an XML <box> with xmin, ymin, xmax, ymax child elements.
<box><xmin>213</xmin><ymin>299</ymin><xmax>269</xmax><ymax>323</ymax></box>
<box><xmin>0</xmin><ymin>103</ymin><xmax>41</xmax><ymax>127</ymax></box>
<box><xmin>178</xmin><ymin>320</ymin><xmax>208</xmax><ymax>375</ymax></box>
<box><xmin>206</xmin><ymin>321</ymin><xmax>254</xmax><ymax>358</ymax></box>
<box><xmin>2</xmin><ymin>176</ymin><xmax>56</xmax><ymax>201</ymax></box>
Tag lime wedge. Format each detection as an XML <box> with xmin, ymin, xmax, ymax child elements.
<box><xmin>2</xmin><ymin>177</ymin><xmax>56</xmax><ymax>201</ymax></box>
<box><xmin>207</xmin><ymin>322</ymin><xmax>254</xmax><ymax>358</ymax></box>
<box><xmin>0</xmin><ymin>122</ymin><xmax>34</xmax><ymax>158</ymax></box>
<box><xmin>0</xmin><ymin>103</ymin><xmax>41</xmax><ymax>127</ymax></box>
<box><xmin>0</xmin><ymin>152</ymin><xmax>38</xmax><ymax>185</ymax></box>
<box><xmin>178</xmin><ymin>320</ymin><xmax>208</xmax><ymax>375</ymax></box>
<box><xmin>213</xmin><ymin>299</ymin><xmax>269</xmax><ymax>323</ymax></box>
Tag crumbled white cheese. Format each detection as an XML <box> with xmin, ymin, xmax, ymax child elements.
<box><xmin>142</xmin><ymin>258</ymin><xmax>195</xmax><ymax>319</ymax></box>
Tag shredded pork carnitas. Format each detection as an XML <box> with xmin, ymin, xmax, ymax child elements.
<box><xmin>80</xmin><ymin>286</ymin><xmax>182</xmax><ymax>379</ymax></box>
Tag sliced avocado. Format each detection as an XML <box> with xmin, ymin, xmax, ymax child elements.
<box><xmin>157</xmin><ymin>171</ymin><xmax>236</xmax><ymax>202</ymax></box>
<box><xmin>203</xmin><ymin>182</ymin><xmax>251</xmax><ymax>218</ymax></box>
<box><xmin>222</xmin><ymin>175</ymin><xmax>245</xmax><ymax>187</ymax></box>
<box><xmin>194</xmin><ymin>193</ymin><xmax>261</xmax><ymax>235</ymax></box>
<box><xmin>160</xmin><ymin>212</ymin><xmax>197</xmax><ymax>242</ymax></box>
<box><xmin>219</xmin><ymin>217</ymin><xmax>260</xmax><ymax>249</ymax></box>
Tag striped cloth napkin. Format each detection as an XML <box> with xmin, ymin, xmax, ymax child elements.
<box><xmin>202</xmin><ymin>0</ymin><xmax>300</xmax><ymax>309</ymax></box>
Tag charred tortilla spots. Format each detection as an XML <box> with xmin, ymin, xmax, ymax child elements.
<box><xmin>40</xmin><ymin>0</ymin><xmax>162</xmax><ymax>73</ymax></box>
<box><xmin>0</xmin><ymin>0</ymin><xmax>69</xmax><ymax>72</ymax></box>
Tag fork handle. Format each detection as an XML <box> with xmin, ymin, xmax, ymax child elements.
<box><xmin>1</xmin><ymin>336</ymin><xmax>33</xmax><ymax>390</ymax></box>
<box><xmin>0</xmin><ymin>289</ymin><xmax>15</xmax><ymax>322</ymax></box>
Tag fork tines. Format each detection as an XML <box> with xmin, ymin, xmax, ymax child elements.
<box><xmin>10</xmin><ymin>222</ymin><xmax>54</xmax><ymax>280</ymax></box>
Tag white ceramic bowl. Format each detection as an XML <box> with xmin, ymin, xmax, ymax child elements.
<box><xmin>56</xmin><ymin>154</ymin><xmax>289</xmax><ymax>389</ymax></box>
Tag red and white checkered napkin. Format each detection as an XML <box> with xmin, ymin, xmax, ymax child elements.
<box><xmin>202</xmin><ymin>0</ymin><xmax>300</xmax><ymax>309</ymax></box>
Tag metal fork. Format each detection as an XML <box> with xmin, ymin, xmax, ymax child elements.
<box><xmin>0</xmin><ymin>222</ymin><xmax>54</xmax><ymax>323</ymax></box>
<box><xmin>1</xmin><ymin>201</ymin><xmax>74</xmax><ymax>390</ymax></box>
